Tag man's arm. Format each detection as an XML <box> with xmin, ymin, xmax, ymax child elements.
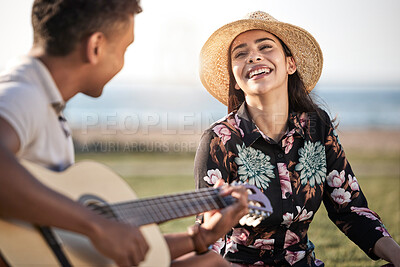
<box><xmin>164</xmin><ymin>180</ymin><xmax>248</xmax><ymax>260</ymax></box>
<box><xmin>0</xmin><ymin>117</ymin><xmax>149</xmax><ymax>266</ymax></box>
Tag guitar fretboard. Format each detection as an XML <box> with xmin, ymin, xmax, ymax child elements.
<box><xmin>95</xmin><ymin>188</ymin><xmax>235</xmax><ymax>226</ymax></box>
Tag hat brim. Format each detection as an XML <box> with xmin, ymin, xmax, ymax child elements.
<box><xmin>199</xmin><ymin>19</ymin><xmax>323</xmax><ymax>106</ymax></box>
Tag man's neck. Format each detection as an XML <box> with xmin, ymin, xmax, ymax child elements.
<box><xmin>29</xmin><ymin>47</ymin><xmax>84</xmax><ymax>102</ymax></box>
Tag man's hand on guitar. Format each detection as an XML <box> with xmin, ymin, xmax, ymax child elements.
<box><xmin>200</xmin><ymin>179</ymin><xmax>249</xmax><ymax>246</ymax></box>
<box><xmin>88</xmin><ymin>217</ymin><xmax>149</xmax><ymax>267</ymax></box>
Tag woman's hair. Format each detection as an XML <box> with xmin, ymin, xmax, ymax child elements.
<box><xmin>227</xmin><ymin>35</ymin><xmax>320</xmax><ymax>115</ymax></box>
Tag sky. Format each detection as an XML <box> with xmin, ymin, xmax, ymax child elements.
<box><xmin>0</xmin><ymin>0</ymin><xmax>399</xmax><ymax>89</ymax></box>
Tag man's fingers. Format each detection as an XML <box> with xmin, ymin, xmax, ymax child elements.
<box><xmin>130</xmin><ymin>227</ymin><xmax>149</xmax><ymax>265</ymax></box>
<box><xmin>223</xmin><ymin>186</ymin><xmax>249</xmax><ymax>218</ymax></box>
<box><xmin>127</xmin><ymin>239</ymin><xmax>147</xmax><ymax>266</ymax></box>
<box><xmin>136</xmin><ymin>240</ymin><xmax>149</xmax><ymax>263</ymax></box>
<box><xmin>213</xmin><ymin>178</ymin><xmax>225</xmax><ymax>188</ymax></box>
<box><xmin>221</xmin><ymin>184</ymin><xmax>247</xmax><ymax>200</ymax></box>
<box><xmin>134</xmin><ymin>228</ymin><xmax>149</xmax><ymax>256</ymax></box>
<box><xmin>231</xmin><ymin>186</ymin><xmax>248</xmax><ymax>201</ymax></box>
<box><xmin>115</xmin><ymin>254</ymin><xmax>133</xmax><ymax>267</ymax></box>
<box><xmin>129</xmin><ymin>248</ymin><xmax>143</xmax><ymax>267</ymax></box>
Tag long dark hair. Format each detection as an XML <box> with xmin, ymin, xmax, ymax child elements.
<box><xmin>227</xmin><ymin>36</ymin><xmax>320</xmax><ymax>115</ymax></box>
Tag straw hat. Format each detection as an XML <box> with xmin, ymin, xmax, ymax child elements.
<box><xmin>199</xmin><ymin>11</ymin><xmax>323</xmax><ymax>106</ymax></box>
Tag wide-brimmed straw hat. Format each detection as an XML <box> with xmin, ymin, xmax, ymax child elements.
<box><xmin>199</xmin><ymin>11</ymin><xmax>323</xmax><ymax>106</ymax></box>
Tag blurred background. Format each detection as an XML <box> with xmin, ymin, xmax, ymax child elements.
<box><xmin>1</xmin><ymin>0</ymin><xmax>399</xmax><ymax>266</ymax></box>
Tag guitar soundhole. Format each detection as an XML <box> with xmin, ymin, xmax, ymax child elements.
<box><xmin>78</xmin><ymin>194</ymin><xmax>118</xmax><ymax>221</ymax></box>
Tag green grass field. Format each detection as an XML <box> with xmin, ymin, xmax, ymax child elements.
<box><xmin>76</xmin><ymin>149</ymin><xmax>399</xmax><ymax>266</ymax></box>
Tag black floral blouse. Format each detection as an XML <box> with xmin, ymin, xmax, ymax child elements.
<box><xmin>194</xmin><ymin>103</ymin><xmax>390</xmax><ymax>266</ymax></box>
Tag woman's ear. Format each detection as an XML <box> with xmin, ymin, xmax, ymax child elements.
<box><xmin>234</xmin><ymin>82</ymin><xmax>241</xmax><ymax>90</ymax></box>
<box><xmin>86</xmin><ymin>32</ymin><xmax>105</xmax><ymax>64</ymax></box>
<box><xmin>286</xmin><ymin>56</ymin><xmax>297</xmax><ymax>75</ymax></box>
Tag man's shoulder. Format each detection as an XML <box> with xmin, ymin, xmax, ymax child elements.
<box><xmin>0</xmin><ymin>68</ymin><xmax>48</xmax><ymax>124</ymax></box>
<box><xmin>0</xmin><ymin>78</ymin><xmax>46</xmax><ymax>105</ymax></box>
<box><xmin>0</xmin><ymin>56</ymin><xmax>47</xmax><ymax>89</ymax></box>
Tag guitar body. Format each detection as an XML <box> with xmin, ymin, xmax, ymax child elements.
<box><xmin>0</xmin><ymin>161</ymin><xmax>170</xmax><ymax>266</ymax></box>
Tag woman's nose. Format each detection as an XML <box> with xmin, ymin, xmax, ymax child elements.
<box><xmin>247</xmin><ymin>53</ymin><xmax>262</xmax><ymax>63</ymax></box>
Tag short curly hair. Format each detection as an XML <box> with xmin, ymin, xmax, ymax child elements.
<box><xmin>32</xmin><ymin>0</ymin><xmax>142</xmax><ymax>56</ymax></box>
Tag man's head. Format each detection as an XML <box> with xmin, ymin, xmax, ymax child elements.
<box><xmin>31</xmin><ymin>0</ymin><xmax>142</xmax><ymax>56</ymax></box>
<box><xmin>30</xmin><ymin>0</ymin><xmax>141</xmax><ymax>99</ymax></box>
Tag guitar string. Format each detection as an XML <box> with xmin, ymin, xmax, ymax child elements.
<box><xmin>130</xmin><ymin>190</ymin><xmax>221</xmax><ymax>226</ymax></box>
<box><xmin>87</xmin><ymin>187</ymin><xmax>270</xmax><ymax>225</ymax></box>
<box><xmin>109</xmin><ymin>189</ymin><xmax>224</xmax><ymax>226</ymax></box>
<box><xmin>113</xmin><ymin>189</ymin><xmax>219</xmax><ymax>214</ymax></box>
<box><xmin>89</xmin><ymin>186</ymin><xmax>271</xmax><ymax>226</ymax></box>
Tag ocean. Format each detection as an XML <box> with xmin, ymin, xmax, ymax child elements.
<box><xmin>64</xmin><ymin>84</ymin><xmax>400</xmax><ymax>132</ymax></box>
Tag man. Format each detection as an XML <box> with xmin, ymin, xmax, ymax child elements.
<box><xmin>0</xmin><ymin>1</ymin><xmax>248</xmax><ymax>266</ymax></box>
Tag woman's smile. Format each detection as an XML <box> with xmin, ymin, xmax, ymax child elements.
<box><xmin>247</xmin><ymin>65</ymin><xmax>272</xmax><ymax>80</ymax></box>
<box><xmin>230</xmin><ymin>30</ymin><xmax>295</xmax><ymax>98</ymax></box>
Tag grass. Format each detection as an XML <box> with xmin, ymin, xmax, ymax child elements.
<box><xmin>76</xmin><ymin>149</ymin><xmax>399</xmax><ymax>266</ymax></box>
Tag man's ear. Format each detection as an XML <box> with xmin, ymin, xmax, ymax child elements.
<box><xmin>86</xmin><ymin>32</ymin><xmax>105</xmax><ymax>64</ymax></box>
<box><xmin>287</xmin><ymin>56</ymin><xmax>297</xmax><ymax>75</ymax></box>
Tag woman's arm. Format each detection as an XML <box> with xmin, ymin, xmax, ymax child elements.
<box><xmin>373</xmin><ymin>237</ymin><xmax>400</xmax><ymax>266</ymax></box>
<box><xmin>320</xmin><ymin>110</ymin><xmax>399</xmax><ymax>263</ymax></box>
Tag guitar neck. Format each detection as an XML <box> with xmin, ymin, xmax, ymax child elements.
<box><xmin>108</xmin><ymin>188</ymin><xmax>234</xmax><ymax>226</ymax></box>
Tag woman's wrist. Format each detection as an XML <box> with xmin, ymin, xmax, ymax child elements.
<box><xmin>373</xmin><ymin>237</ymin><xmax>400</xmax><ymax>266</ymax></box>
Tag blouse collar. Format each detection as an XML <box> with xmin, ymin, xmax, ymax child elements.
<box><xmin>235</xmin><ymin>102</ymin><xmax>307</xmax><ymax>147</ymax></box>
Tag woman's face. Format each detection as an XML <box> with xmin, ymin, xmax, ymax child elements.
<box><xmin>230</xmin><ymin>30</ymin><xmax>296</xmax><ymax>100</ymax></box>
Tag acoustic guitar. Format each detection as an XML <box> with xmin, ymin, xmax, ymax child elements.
<box><xmin>0</xmin><ymin>160</ymin><xmax>272</xmax><ymax>266</ymax></box>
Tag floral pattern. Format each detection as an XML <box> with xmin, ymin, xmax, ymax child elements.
<box><xmin>211</xmin><ymin>238</ymin><xmax>225</xmax><ymax>254</ymax></box>
<box><xmin>282</xmin><ymin>134</ymin><xmax>295</xmax><ymax>154</ymax></box>
<box><xmin>226</xmin><ymin>238</ymin><xmax>238</xmax><ymax>254</ymax></box>
<box><xmin>235</xmin><ymin>144</ymin><xmax>275</xmax><ymax>190</ymax></box>
<box><xmin>375</xmin><ymin>226</ymin><xmax>390</xmax><ymax>237</ymax></box>
<box><xmin>212</xmin><ymin>124</ymin><xmax>231</xmax><ymax>145</ymax></box>
<box><xmin>252</xmin><ymin>238</ymin><xmax>275</xmax><ymax>250</ymax></box>
<box><xmin>331</xmin><ymin>188</ymin><xmax>351</xmax><ymax>205</ymax></box>
<box><xmin>203</xmin><ymin>168</ymin><xmax>223</xmax><ymax>185</ymax></box>
<box><xmin>285</xmin><ymin>250</ymin><xmax>306</xmax><ymax>265</ymax></box>
<box><xmin>284</xmin><ymin>230</ymin><xmax>300</xmax><ymax>248</ymax></box>
<box><xmin>296</xmin><ymin>206</ymin><xmax>313</xmax><ymax>221</ymax></box>
<box><xmin>195</xmin><ymin>104</ymin><xmax>390</xmax><ymax>266</ymax></box>
<box><xmin>278</xmin><ymin>163</ymin><xmax>292</xmax><ymax>199</ymax></box>
<box><xmin>295</xmin><ymin>141</ymin><xmax>327</xmax><ymax>187</ymax></box>
<box><xmin>227</xmin><ymin>114</ymin><xmax>244</xmax><ymax>137</ymax></box>
<box><xmin>332</xmin><ymin>128</ymin><xmax>341</xmax><ymax>146</ymax></box>
<box><xmin>231</xmin><ymin>228</ymin><xmax>250</xmax><ymax>245</ymax></box>
<box><xmin>282</xmin><ymin>212</ymin><xmax>293</xmax><ymax>227</ymax></box>
<box><xmin>326</xmin><ymin>170</ymin><xmax>345</xmax><ymax>187</ymax></box>
<box><xmin>350</xmin><ymin>207</ymin><xmax>381</xmax><ymax>221</ymax></box>
<box><xmin>348</xmin><ymin>174</ymin><xmax>360</xmax><ymax>191</ymax></box>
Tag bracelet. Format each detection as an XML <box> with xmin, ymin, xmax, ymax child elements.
<box><xmin>187</xmin><ymin>224</ymin><xmax>209</xmax><ymax>255</ymax></box>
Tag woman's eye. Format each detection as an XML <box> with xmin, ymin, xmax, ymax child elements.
<box><xmin>234</xmin><ymin>52</ymin><xmax>247</xmax><ymax>59</ymax></box>
<box><xmin>260</xmin><ymin>45</ymin><xmax>272</xmax><ymax>50</ymax></box>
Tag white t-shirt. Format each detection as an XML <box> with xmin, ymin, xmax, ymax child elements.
<box><xmin>0</xmin><ymin>56</ymin><xmax>74</xmax><ymax>171</ymax></box>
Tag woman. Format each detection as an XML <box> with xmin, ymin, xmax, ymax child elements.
<box><xmin>194</xmin><ymin>11</ymin><xmax>400</xmax><ymax>266</ymax></box>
